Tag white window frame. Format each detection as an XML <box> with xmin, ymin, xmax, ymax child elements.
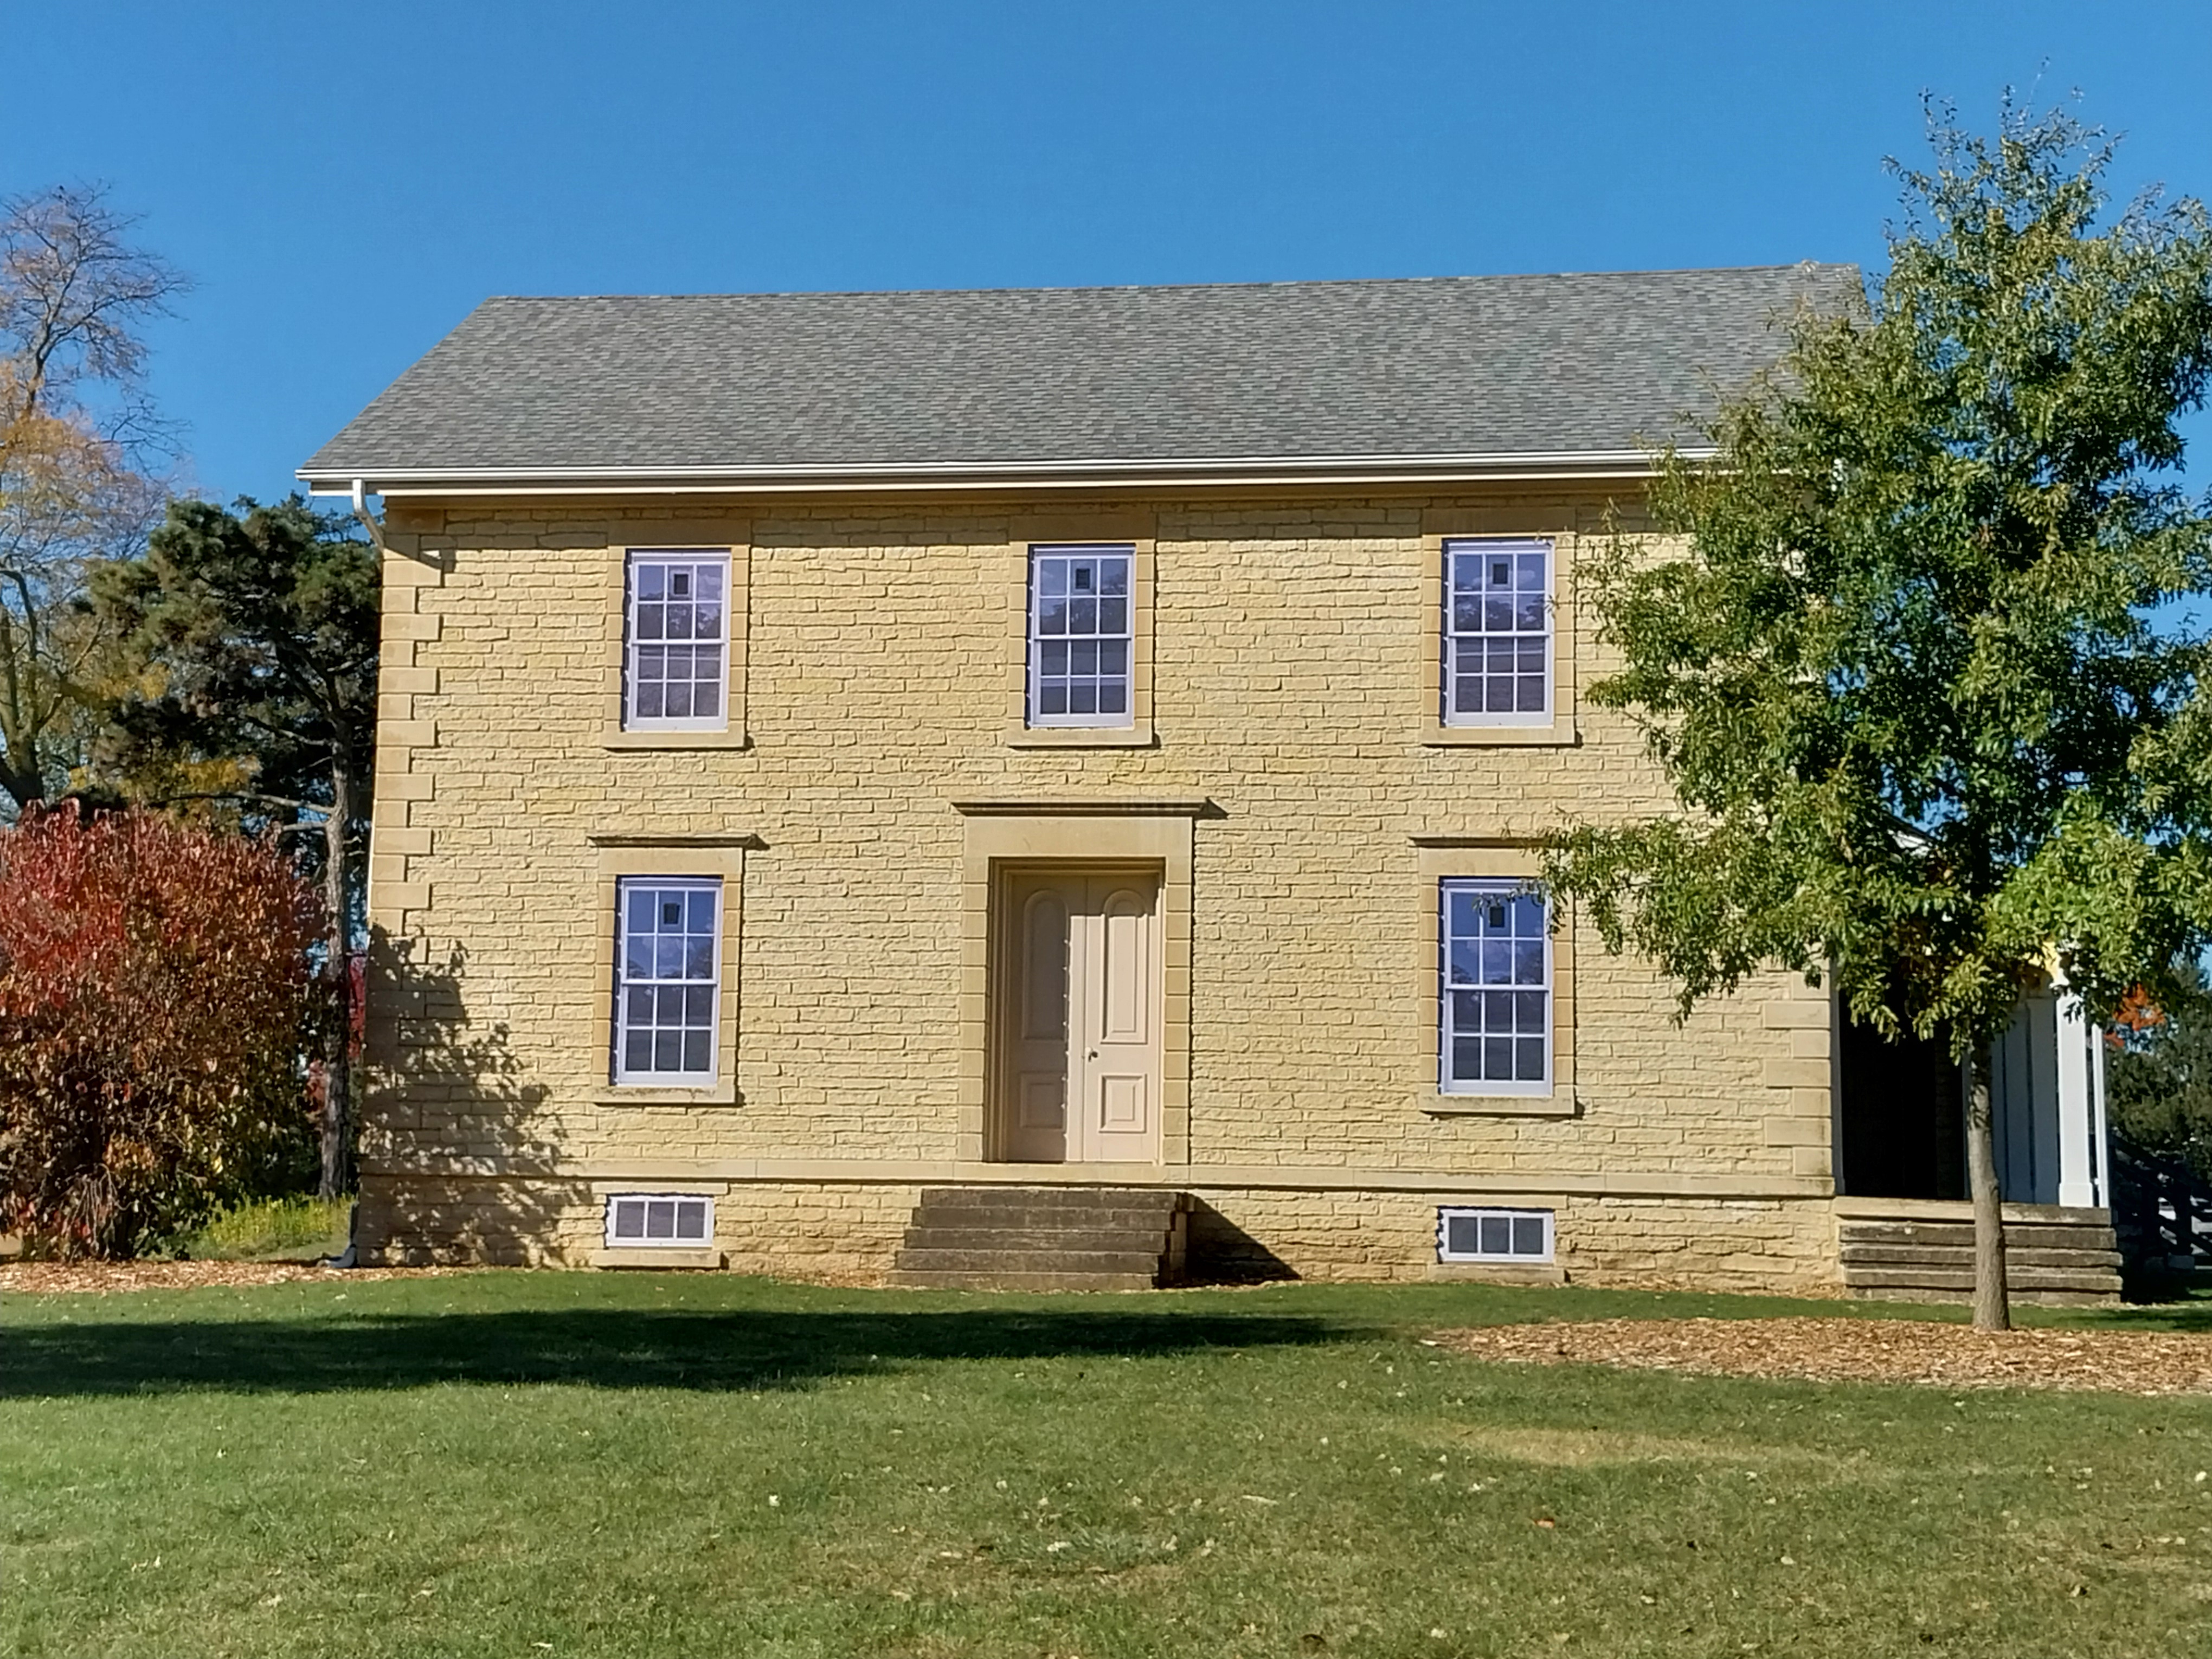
<box><xmin>604</xmin><ymin>1192</ymin><xmax>715</xmax><ymax>1250</ymax></box>
<box><xmin>1438</xmin><ymin>878</ymin><xmax>1553</xmax><ymax>1097</ymax></box>
<box><xmin>612</xmin><ymin>876</ymin><xmax>724</xmax><ymax>1086</ymax></box>
<box><xmin>623</xmin><ymin>549</ymin><xmax>732</xmax><ymax>732</ymax></box>
<box><xmin>1442</xmin><ymin>536</ymin><xmax>1554</xmax><ymax>728</ymax></box>
<box><xmin>1026</xmin><ymin>543</ymin><xmax>1136</xmax><ymax>729</ymax></box>
<box><xmin>1436</xmin><ymin>1206</ymin><xmax>1555</xmax><ymax>1264</ymax></box>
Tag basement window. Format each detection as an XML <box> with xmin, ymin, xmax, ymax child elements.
<box><xmin>1436</xmin><ymin>1206</ymin><xmax>1553</xmax><ymax>1264</ymax></box>
<box><xmin>605</xmin><ymin>1193</ymin><xmax>713</xmax><ymax>1249</ymax></box>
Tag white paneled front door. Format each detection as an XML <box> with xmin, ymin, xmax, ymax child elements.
<box><xmin>997</xmin><ymin>867</ymin><xmax>1163</xmax><ymax>1163</ymax></box>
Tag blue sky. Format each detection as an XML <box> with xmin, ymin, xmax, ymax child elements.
<box><xmin>7</xmin><ymin>1</ymin><xmax>2212</xmax><ymax>504</ymax></box>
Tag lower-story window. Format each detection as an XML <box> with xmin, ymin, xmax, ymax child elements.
<box><xmin>605</xmin><ymin>1192</ymin><xmax>713</xmax><ymax>1248</ymax></box>
<box><xmin>1439</xmin><ymin>878</ymin><xmax>1551</xmax><ymax>1094</ymax></box>
<box><xmin>1437</xmin><ymin>1206</ymin><xmax>1554</xmax><ymax>1263</ymax></box>
<box><xmin>614</xmin><ymin>876</ymin><xmax>723</xmax><ymax>1084</ymax></box>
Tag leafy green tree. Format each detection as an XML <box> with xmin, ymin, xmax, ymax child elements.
<box><xmin>1543</xmin><ymin>99</ymin><xmax>2212</xmax><ymax>1329</ymax></box>
<box><xmin>2107</xmin><ymin>966</ymin><xmax>2212</xmax><ymax>1184</ymax></box>
<box><xmin>89</xmin><ymin>496</ymin><xmax>378</xmax><ymax>1198</ymax></box>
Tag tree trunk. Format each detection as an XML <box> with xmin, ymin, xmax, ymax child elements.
<box><xmin>318</xmin><ymin>762</ymin><xmax>353</xmax><ymax>1200</ymax></box>
<box><xmin>1964</xmin><ymin>1053</ymin><xmax>2011</xmax><ymax>1332</ymax></box>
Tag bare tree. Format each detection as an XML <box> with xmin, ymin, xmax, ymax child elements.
<box><xmin>0</xmin><ymin>185</ymin><xmax>185</xmax><ymax>812</ymax></box>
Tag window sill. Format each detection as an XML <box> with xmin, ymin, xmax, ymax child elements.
<box><xmin>1423</xmin><ymin>721</ymin><xmax>1578</xmax><ymax>748</ymax></box>
<box><xmin>593</xmin><ymin>1084</ymin><xmax>738</xmax><ymax>1107</ymax></box>
<box><xmin>1004</xmin><ymin>725</ymin><xmax>1157</xmax><ymax>750</ymax></box>
<box><xmin>590</xmin><ymin>1247</ymin><xmax>725</xmax><ymax>1270</ymax></box>
<box><xmin>601</xmin><ymin>728</ymin><xmax>751</xmax><ymax>751</ymax></box>
<box><xmin>1422</xmin><ymin>1092</ymin><xmax>1577</xmax><ymax>1117</ymax></box>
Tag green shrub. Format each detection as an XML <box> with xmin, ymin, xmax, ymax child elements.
<box><xmin>172</xmin><ymin>1195</ymin><xmax>352</xmax><ymax>1263</ymax></box>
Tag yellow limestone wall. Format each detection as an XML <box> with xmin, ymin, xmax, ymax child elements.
<box><xmin>359</xmin><ymin>490</ymin><xmax>1840</xmax><ymax>1293</ymax></box>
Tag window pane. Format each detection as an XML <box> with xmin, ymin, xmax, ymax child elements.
<box><xmin>1096</xmin><ymin>683</ymin><xmax>1127</xmax><ymax>714</ymax></box>
<box><xmin>676</xmin><ymin>1204</ymin><xmax>706</xmax><ymax>1240</ymax></box>
<box><xmin>1511</xmin><ymin>1215</ymin><xmax>1546</xmax><ymax>1256</ymax></box>
<box><xmin>614</xmin><ymin>1199</ymin><xmax>645</xmax><ymax>1238</ymax></box>
<box><xmin>680</xmin><ymin>1030</ymin><xmax>711</xmax><ymax>1071</ymax></box>
<box><xmin>653</xmin><ymin>1030</ymin><xmax>681</xmax><ymax>1071</ymax></box>
<box><xmin>665</xmin><ymin>683</ymin><xmax>692</xmax><ymax>718</ymax></box>
<box><xmin>1446</xmin><ymin>1214</ymin><xmax>1481</xmax><ymax>1256</ymax></box>
<box><xmin>647</xmin><ymin>1200</ymin><xmax>674</xmax><ymax>1238</ymax></box>
<box><xmin>1478</xmin><ymin>1214</ymin><xmax>1510</xmax><ymax>1254</ymax></box>
<box><xmin>636</xmin><ymin>565</ymin><xmax>666</xmax><ymax>600</ymax></box>
<box><xmin>624</xmin><ymin>1031</ymin><xmax>652</xmax><ymax>1070</ymax></box>
<box><xmin>1099</xmin><ymin>560</ymin><xmax>1129</xmax><ymax>596</ymax></box>
<box><xmin>1483</xmin><ymin>1037</ymin><xmax>1512</xmax><ymax>1078</ymax></box>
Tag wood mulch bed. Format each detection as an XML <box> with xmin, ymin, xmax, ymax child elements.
<box><xmin>0</xmin><ymin>1261</ymin><xmax>467</xmax><ymax>1295</ymax></box>
<box><xmin>1441</xmin><ymin>1315</ymin><xmax>2212</xmax><ymax>1396</ymax></box>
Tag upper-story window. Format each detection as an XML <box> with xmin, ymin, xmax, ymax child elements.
<box><xmin>1027</xmin><ymin>544</ymin><xmax>1134</xmax><ymax>728</ymax></box>
<box><xmin>1443</xmin><ymin>537</ymin><xmax>1552</xmax><ymax>726</ymax></box>
<box><xmin>625</xmin><ymin>551</ymin><xmax>730</xmax><ymax>730</ymax></box>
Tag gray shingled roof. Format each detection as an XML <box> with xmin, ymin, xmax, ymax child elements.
<box><xmin>299</xmin><ymin>265</ymin><xmax>1861</xmax><ymax>483</ymax></box>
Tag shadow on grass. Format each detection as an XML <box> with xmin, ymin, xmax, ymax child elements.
<box><xmin>1</xmin><ymin>1306</ymin><xmax>1363</xmax><ymax>1401</ymax></box>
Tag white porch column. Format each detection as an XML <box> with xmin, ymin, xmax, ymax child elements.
<box><xmin>2053</xmin><ymin>992</ymin><xmax>2110</xmax><ymax>1209</ymax></box>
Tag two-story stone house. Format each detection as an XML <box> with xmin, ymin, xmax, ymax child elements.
<box><xmin>300</xmin><ymin>268</ymin><xmax>2119</xmax><ymax>1297</ymax></box>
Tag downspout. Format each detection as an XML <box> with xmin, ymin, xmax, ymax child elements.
<box><xmin>350</xmin><ymin>479</ymin><xmax>389</xmax><ymax>556</ymax></box>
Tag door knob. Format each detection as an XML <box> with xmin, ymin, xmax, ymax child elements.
<box><xmin>1087</xmin><ymin>1049</ymin><xmax>1098</xmax><ymax>1059</ymax></box>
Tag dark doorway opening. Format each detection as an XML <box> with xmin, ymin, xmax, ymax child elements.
<box><xmin>1837</xmin><ymin>1012</ymin><xmax>1966</xmax><ymax>1200</ymax></box>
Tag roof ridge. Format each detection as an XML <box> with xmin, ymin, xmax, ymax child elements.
<box><xmin>471</xmin><ymin>263</ymin><xmax>1858</xmax><ymax>306</ymax></box>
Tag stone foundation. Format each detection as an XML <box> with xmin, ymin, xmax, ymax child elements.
<box><xmin>357</xmin><ymin>1173</ymin><xmax>1843</xmax><ymax>1295</ymax></box>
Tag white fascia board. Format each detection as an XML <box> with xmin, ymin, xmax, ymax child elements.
<box><xmin>299</xmin><ymin>446</ymin><xmax>1701</xmax><ymax>498</ymax></box>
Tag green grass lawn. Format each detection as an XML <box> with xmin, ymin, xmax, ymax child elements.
<box><xmin>4</xmin><ymin>1275</ymin><xmax>2209</xmax><ymax>1658</ymax></box>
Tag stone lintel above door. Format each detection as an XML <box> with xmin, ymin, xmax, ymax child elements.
<box><xmin>956</xmin><ymin>805</ymin><xmax>1197</xmax><ymax>1167</ymax></box>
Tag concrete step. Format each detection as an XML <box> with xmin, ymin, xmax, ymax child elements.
<box><xmin>901</xmin><ymin>1225</ymin><xmax>1173</xmax><ymax>1254</ymax></box>
<box><xmin>896</xmin><ymin>1185</ymin><xmax>1188</xmax><ymax>1292</ymax></box>
<box><xmin>1853</xmin><ymin>1285</ymin><xmax>2123</xmax><ymax>1309</ymax></box>
<box><xmin>905</xmin><ymin>1204</ymin><xmax>1180</xmax><ymax>1234</ymax></box>
<box><xmin>1840</xmin><ymin>1221</ymin><xmax>2118</xmax><ymax>1252</ymax></box>
<box><xmin>917</xmin><ymin>1186</ymin><xmax>1180</xmax><ymax>1212</ymax></box>
<box><xmin>1840</xmin><ymin>1243</ymin><xmax>2124</xmax><ymax>1271</ymax></box>
<box><xmin>893</xmin><ymin>1246</ymin><xmax>1165</xmax><ymax>1277</ymax></box>
<box><xmin>1842</xmin><ymin>1264</ymin><xmax>2124</xmax><ymax>1294</ymax></box>
<box><xmin>884</xmin><ymin>1268</ymin><xmax>1161</xmax><ymax>1293</ymax></box>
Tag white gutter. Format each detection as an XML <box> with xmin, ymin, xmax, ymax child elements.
<box><xmin>299</xmin><ymin>446</ymin><xmax>1696</xmax><ymax>500</ymax></box>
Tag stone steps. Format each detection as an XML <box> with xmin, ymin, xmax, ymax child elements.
<box><xmin>1838</xmin><ymin>1209</ymin><xmax>2121</xmax><ymax>1306</ymax></box>
<box><xmin>885</xmin><ymin>1185</ymin><xmax>1188</xmax><ymax>1292</ymax></box>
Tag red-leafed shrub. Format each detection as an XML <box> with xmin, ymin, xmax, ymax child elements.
<box><xmin>0</xmin><ymin>806</ymin><xmax>324</xmax><ymax>1258</ymax></box>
